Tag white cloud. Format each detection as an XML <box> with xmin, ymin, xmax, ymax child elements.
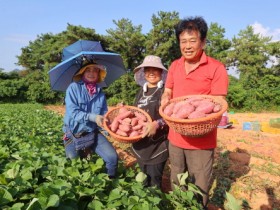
<box><xmin>252</xmin><ymin>22</ymin><xmax>280</xmax><ymax>41</ymax></box>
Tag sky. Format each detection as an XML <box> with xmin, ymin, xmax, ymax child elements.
<box><xmin>0</xmin><ymin>0</ymin><xmax>279</xmax><ymax>74</ymax></box>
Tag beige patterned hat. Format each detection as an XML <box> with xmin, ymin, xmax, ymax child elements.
<box><xmin>133</xmin><ymin>55</ymin><xmax>167</xmax><ymax>86</ymax></box>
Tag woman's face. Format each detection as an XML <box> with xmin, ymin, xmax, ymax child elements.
<box><xmin>83</xmin><ymin>65</ymin><xmax>100</xmax><ymax>83</ymax></box>
<box><xmin>144</xmin><ymin>67</ymin><xmax>162</xmax><ymax>86</ymax></box>
<box><xmin>179</xmin><ymin>30</ymin><xmax>206</xmax><ymax>63</ymax></box>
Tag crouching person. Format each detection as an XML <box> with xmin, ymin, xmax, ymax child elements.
<box><xmin>62</xmin><ymin>63</ymin><xmax>118</xmax><ymax>178</ymax></box>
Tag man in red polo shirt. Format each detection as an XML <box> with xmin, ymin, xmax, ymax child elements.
<box><xmin>161</xmin><ymin>16</ymin><xmax>229</xmax><ymax>209</ymax></box>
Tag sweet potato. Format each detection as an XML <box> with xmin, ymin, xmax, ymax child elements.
<box><xmin>164</xmin><ymin>102</ymin><xmax>175</xmax><ymax>116</ymax></box>
<box><xmin>191</xmin><ymin>100</ymin><xmax>204</xmax><ymax>107</ymax></box>
<box><xmin>188</xmin><ymin>110</ymin><xmax>207</xmax><ymax>119</ymax></box>
<box><xmin>137</xmin><ymin>120</ymin><xmax>148</xmax><ymax>126</ymax></box>
<box><xmin>134</xmin><ymin>112</ymin><xmax>147</xmax><ymax>122</ymax></box>
<box><xmin>122</xmin><ymin>117</ymin><xmax>132</xmax><ymax>124</ymax></box>
<box><xmin>116</xmin><ymin>129</ymin><xmax>128</xmax><ymax>137</ymax></box>
<box><xmin>173</xmin><ymin>100</ymin><xmax>188</xmax><ymax>114</ymax></box>
<box><xmin>116</xmin><ymin>110</ymin><xmax>132</xmax><ymax>120</ymax></box>
<box><xmin>174</xmin><ymin>104</ymin><xmax>195</xmax><ymax>119</ymax></box>
<box><xmin>129</xmin><ymin>131</ymin><xmax>139</xmax><ymax>137</ymax></box>
<box><xmin>110</xmin><ymin>118</ymin><xmax>119</xmax><ymax>132</ymax></box>
<box><xmin>118</xmin><ymin>124</ymin><xmax>131</xmax><ymax>132</ymax></box>
<box><xmin>119</xmin><ymin>107</ymin><xmax>128</xmax><ymax>114</ymax></box>
<box><xmin>131</xmin><ymin>117</ymin><xmax>138</xmax><ymax>126</ymax></box>
<box><xmin>195</xmin><ymin>101</ymin><xmax>215</xmax><ymax>114</ymax></box>
<box><xmin>132</xmin><ymin>124</ymin><xmax>143</xmax><ymax>131</ymax></box>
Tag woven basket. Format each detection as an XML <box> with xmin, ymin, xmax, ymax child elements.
<box><xmin>159</xmin><ymin>95</ymin><xmax>228</xmax><ymax>137</ymax></box>
<box><xmin>103</xmin><ymin>105</ymin><xmax>152</xmax><ymax>143</ymax></box>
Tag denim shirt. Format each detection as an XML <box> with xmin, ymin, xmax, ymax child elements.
<box><xmin>63</xmin><ymin>81</ymin><xmax>108</xmax><ymax>135</ymax></box>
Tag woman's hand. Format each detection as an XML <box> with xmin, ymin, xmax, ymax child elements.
<box><xmin>95</xmin><ymin>115</ymin><xmax>106</xmax><ymax>127</ymax></box>
<box><xmin>141</xmin><ymin>121</ymin><xmax>159</xmax><ymax>138</ymax></box>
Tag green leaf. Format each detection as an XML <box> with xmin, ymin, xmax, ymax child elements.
<box><xmin>80</xmin><ymin>171</ymin><xmax>91</xmax><ymax>182</ymax></box>
<box><xmin>46</xmin><ymin>194</ymin><xmax>60</xmax><ymax>208</ymax></box>
<box><xmin>6</xmin><ymin>164</ymin><xmax>20</xmax><ymax>179</ymax></box>
<box><xmin>224</xmin><ymin>192</ymin><xmax>242</xmax><ymax>210</ymax></box>
<box><xmin>20</xmin><ymin>168</ymin><xmax>33</xmax><ymax>181</ymax></box>
<box><xmin>10</xmin><ymin>202</ymin><xmax>25</xmax><ymax>210</ymax></box>
<box><xmin>128</xmin><ymin>195</ymin><xmax>140</xmax><ymax>205</ymax></box>
<box><xmin>0</xmin><ymin>187</ymin><xmax>13</xmax><ymax>205</ymax></box>
<box><xmin>177</xmin><ymin>171</ymin><xmax>189</xmax><ymax>186</ymax></box>
<box><xmin>87</xmin><ymin>199</ymin><xmax>104</xmax><ymax>210</ymax></box>
<box><xmin>26</xmin><ymin>198</ymin><xmax>42</xmax><ymax>210</ymax></box>
<box><xmin>0</xmin><ymin>174</ymin><xmax>8</xmax><ymax>184</ymax></box>
<box><xmin>135</xmin><ymin>171</ymin><xmax>147</xmax><ymax>183</ymax></box>
<box><xmin>108</xmin><ymin>188</ymin><xmax>122</xmax><ymax>201</ymax></box>
<box><xmin>64</xmin><ymin>167</ymin><xmax>80</xmax><ymax>177</ymax></box>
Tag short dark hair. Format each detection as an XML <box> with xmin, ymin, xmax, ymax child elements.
<box><xmin>175</xmin><ymin>16</ymin><xmax>208</xmax><ymax>42</ymax></box>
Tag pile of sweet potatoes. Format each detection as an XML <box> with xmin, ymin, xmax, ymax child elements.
<box><xmin>163</xmin><ymin>96</ymin><xmax>222</xmax><ymax>119</ymax></box>
<box><xmin>107</xmin><ymin>107</ymin><xmax>148</xmax><ymax>137</ymax></box>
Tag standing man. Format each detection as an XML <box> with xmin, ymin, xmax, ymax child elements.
<box><xmin>161</xmin><ymin>16</ymin><xmax>229</xmax><ymax>208</ymax></box>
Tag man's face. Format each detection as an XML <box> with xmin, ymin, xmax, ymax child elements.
<box><xmin>179</xmin><ymin>30</ymin><xmax>206</xmax><ymax>63</ymax></box>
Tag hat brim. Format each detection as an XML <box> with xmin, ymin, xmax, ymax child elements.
<box><xmin>73</xmin><ymin>64</ymin><xmax>107</xmax><ymax>83</ymax></box>
<box><xmin>133</xmin><ymin>63</ymin><xmax>167</xmax><ymax>73</ymax></box>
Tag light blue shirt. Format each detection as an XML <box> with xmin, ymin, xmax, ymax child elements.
<box><xmin>63</xmin><ymin>81</ymin><xmax>108</xmax><ymax>134</ymax></box>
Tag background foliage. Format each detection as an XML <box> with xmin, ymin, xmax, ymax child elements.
<box><xmin>0</xmin><ymin>11</ymin><xmax>279</xmax><ymax>111</ymax></box>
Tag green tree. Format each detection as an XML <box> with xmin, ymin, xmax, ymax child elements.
<box><xmin>205</xmin><ymin>23</ymin><xmax>231</xmax><ymax>64</ymax></box>
<box><xmin>145</xmin><ymin>11</ymin><xmax>180</xmax><ymax>66</ymax></box>
<box><xmin>267</xmin><ymin>40</ymin><xmax>280</xmax><ymax>76</ymax></box>
<box><xmin>104</xmin><ymin>18</ymin><xmax>144</xmax><ymax>105</ymax></box>
<box><xmin>17</xmin><ymin>24</ymin><xmax>105</xmax><ymax>72</ymax></box>
<box><xmin>227</xmin><ymin>26</ymin><xmax>280</xmax><ymax>110</ymax></box>
<box><xmin>105</xmin><ymin>18</ymin><xmax>146</xmax><ymax>70</ymax></box>
<box><xmin>227</xmin><ymin>26</ymin><xmax>271</xmax><ymax>87</ymax></box>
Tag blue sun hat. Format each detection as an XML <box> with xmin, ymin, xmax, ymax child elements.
<box><xmin>133</xmin><ymin>55</ymin><xmax>167</xmax><ymax>86</ymax></box>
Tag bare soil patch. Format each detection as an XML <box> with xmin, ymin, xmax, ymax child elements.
<box><xmin>45</xmin><ymin>106</ymin><xmax>280</xmax><ymax>209</ymax></box>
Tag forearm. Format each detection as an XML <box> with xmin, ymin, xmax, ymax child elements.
<box><xmin>161</xmin><ymin>88</ymin><xmax>172</xmax><ymax>106</ymax></box>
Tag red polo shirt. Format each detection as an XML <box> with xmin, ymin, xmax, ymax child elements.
<box><xmin>165</xmin><ymin>52</ymin><xmax>229</xmax><ymax>149</ymax></box>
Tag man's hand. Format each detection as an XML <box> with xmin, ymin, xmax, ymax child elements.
<box><xmin>161</xmin><ymin>88</ymin><xmax>172</xmax><ymax>106</ymax></box>
<box><xmin>161</xmin><ymin>96</ymin><xmax>170</xmax><ymax>107</ymax></box>
<box><xmin>142</xmin><ymin>121</ymin><xmax>159</xmax><ymax>138</ymax></box>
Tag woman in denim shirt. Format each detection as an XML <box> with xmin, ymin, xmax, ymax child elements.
<box><xmin>63</xmin><ymin>63</ymin><xmax>118</xmax><ymax>178</ymax></box>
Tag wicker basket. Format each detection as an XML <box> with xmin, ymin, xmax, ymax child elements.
<box><xmin>103</xmin><ymin>105</ymin><xmax>152</xmax><ymax>143</ymax></box>
<box><xmin>159</xmin><ymin>95</ymin><xmax>228</xmax><ymax>137</ymax></box>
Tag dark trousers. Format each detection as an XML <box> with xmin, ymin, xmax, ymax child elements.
<box><xmin>169</xmin><ymin>143</ymin><xmax>214</xmax><ymax>207</ymax></box>
<box><xmin>138</xmin><ymin>161</ymin><xmax>167</xmax><ymax>189</ymax></box>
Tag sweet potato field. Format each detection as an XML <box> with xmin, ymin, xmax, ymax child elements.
<box><xmin>0</xmin><ymin>104</ymin><xmax>205</xmax><ymax>210</ymax></box>
<box><xmin>1</xmin><ymin>104</ymin><xmax>279</xmax><ymax>209</ymax></box>
<box><xmin>46</xmin><ymin>105</ymin><xmax>280</xmax><ymax>210</ymax></box>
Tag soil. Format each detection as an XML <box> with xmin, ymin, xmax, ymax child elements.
<box><xmin>45</xmin><ymin>106</ymin><xmax>280</xmax><ymax>210</ymax></box>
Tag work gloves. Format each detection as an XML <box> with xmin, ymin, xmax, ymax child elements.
<box><xmin>95</xmin><ymin>115</ymin><xmax>105</xmax><ymax>127</ymax></box>
<box><xmin>89</xmin><ymin>114</ymin><xmax>106</xmax><ymax>127</ymax></box>
<box><xmin>142</xmin><ymin>120</ymin><xmax>159</xmax><ymax>138</ymax></box>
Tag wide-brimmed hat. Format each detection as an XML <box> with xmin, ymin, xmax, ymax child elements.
<box><xmin>73</xmin><ymin>63</ymin><xmax>107</xmax><ymax>83</ymax></box>
<box><xmin>133</xmin><ymin>55</ymin><xmax>167</xmax><ymax>86</ymax></box>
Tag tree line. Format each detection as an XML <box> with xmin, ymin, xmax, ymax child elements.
<box><xmin>0</xmin><ymin>11</ymin><xmax>279</xmax><ymax>111</ymax></box>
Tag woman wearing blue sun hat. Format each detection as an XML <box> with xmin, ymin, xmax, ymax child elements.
<box><xmin>62</xmin><ymin>63</ymin><xmax>118</xmax><ymax>178</ymax></box>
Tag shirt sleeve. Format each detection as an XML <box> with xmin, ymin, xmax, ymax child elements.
<box><xmin>211</xmin><ymin>64</ymin><xmax>229</xmax><ymax>96</ymax></box>
<box><xmin>65</xmin><ymin>83</ymin><xmax>91</xmax><ymax>124</ymax></box>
